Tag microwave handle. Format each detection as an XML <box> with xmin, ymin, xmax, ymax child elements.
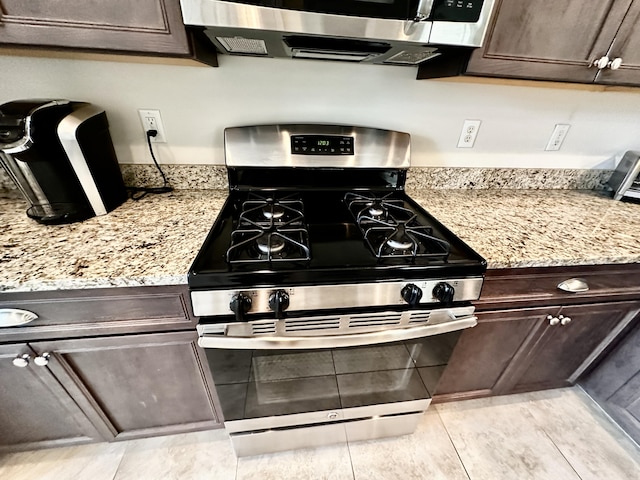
<box><xmin>416</xmin><ymin>0</ymin><xmax>435</xmax><ymax>20</ymax></box>
<box><xmin>198</xmin><ymin>315</ymin><xmax>477</xmax><ymax>350</ymax></box>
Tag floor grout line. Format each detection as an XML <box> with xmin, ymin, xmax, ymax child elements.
<box><xmin>110</xmin><ymin>443</ymin><xmax>128</xmax><ymax>480</ymax></box>
<box><xmin>345</xmin><ymin>439</ymin><xmax>357</xmax><ymax>480</ymax></box>
<box><xmin>540</xmin><ymin>429</ymin><xmax>583</xmax><ymax>480</ymax></box>
<box><xmin>433</xmin><ymin>406</ymin><xmax>472</xmax><ymax>480</ymax></box>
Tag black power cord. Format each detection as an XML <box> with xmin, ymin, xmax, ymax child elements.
<box><xmin>127</xmin><ymin>129</ymin><xmax>174</xmax><ymax>201</ymax></box>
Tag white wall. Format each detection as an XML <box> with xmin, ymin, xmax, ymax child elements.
<box><xmin>1</xmin><ymin>53</ymin><xmax>640</xmax><ymax>169</ymax></box>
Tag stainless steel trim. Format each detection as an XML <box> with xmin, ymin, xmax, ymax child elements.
<box><xmin>0</xmin><ymin>308</ymin><xmax>38</xmax><ymax>328</ymax></box>
<box><xmin>57</xmin><ymin>105</ymin><xmax>108</xmax><ymax>216</ymax></box>
<box><xmin>608</xmin><ymin>151</ymin><xmax>640</xmax><ymax>201</ymax></box>
<box><xmin>180</xmin><ymin>0</ymin><xmax>434</xmax><ymax>44</ymax></box>
<box><xmin>0</xmin><ymin>100</ymin><xmax>70</xmax><ymax>155</ymax></box>
<box><xmin>292</xmin><ymin>50</ymin><xmax>376</xmax><ymax>62</ymax></box>
<box><xmin>416</xmin><ymin>0</ymin><xmax>435</xmax><ymax>20</ymax></box>
<box><xmin>230</xmin><ymin>421</ymin><xmax>348</xmax><ymax>457</ymax></box>
<box><xmin>198</xmin><ymin>305</ymin><xmax>475</xmax><ymax>338</ymax></box>
<box><xmin>623</xmin><ymin>189</ymin><xmax>640</xmax><ymax>199</ymax></box>
<box><xmin>198</xmin><ymin>314</ymin><xmax>477</xmax><ymax>349</ymax></box>
<box><xmin>191</xmin><ymin>277</ymin><xmax>483</xmax><ymax>317</ymax></box>
<box><xmin>224</xmin><ymin>399</ymin><xmax>430</xmax><ymax>433</ymax></box>
<box><xmin>228</xmin><ymin>409</ymin><xmax>425</xmax><ymax>456</ymax></box>
<box><xmin>344</xmin><ymin>411</ymin><xmax>424</xmax><ymax>443</ymax></box>
<box><xmin>0</xmin><ymin>152</ymin><xmax>51</xmax><ymax>212</ymax></box>
<box><xmin>223</xmin><ymin>124</ymin><xmax>410</xmax><ymax>169</ymax></box>
<box><xmin>430</xmin><ymin>0</ymin><xmax>496</xmax><ymax>47</ymax></box>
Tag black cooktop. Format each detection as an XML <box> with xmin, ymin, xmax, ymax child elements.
<box><xmin>188</xmin><ymin>189</ymin><xmax>486</xmax><ymax>289</ymax></box>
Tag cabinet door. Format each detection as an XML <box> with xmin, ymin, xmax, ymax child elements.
<box><xmin>0</xmin><ymin>0</ymin><xmax>190</xmax><ymax>55</ymax></box>
<box><xmin>466</xmin><ymin>0</ymin><xmax>631</xmax><ymax>83</ymax></box>
<box><xmin>510</xmin><ymin>301</ymin><xmax>640</xmax><ymax>392</ymax></box>
<box><xmin>0</xmin><ymin>344</ymin><xmax>102</xmax><ymax>453</ymax></box>
<box><xmin>596</xmin><ymin>1</ymin><xmax>640</xmax><ymax>85</ymax></box>
<box><xmin>433</xmin><ymin>307</ymin><xmax>550</xmax><ymax>402</ymax></box>
<box><xmin>32</xmin><ymin>332</ymin><xmax>221</xmax><ymax>441</ymax></box>
<box><xmin>581</xmin><ymin>319</ymin><xmax>640</xmax><ymax>443</ymax></box>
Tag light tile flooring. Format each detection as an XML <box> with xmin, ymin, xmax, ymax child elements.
<box><xmin>1</xmin><ymin>387</ymin><xmax>638</xmax><ymax>480</ymax></box>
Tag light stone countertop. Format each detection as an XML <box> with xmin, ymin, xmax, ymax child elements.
<box><xmin>1</xmin><ymin>188</ymin><xmax>639</xmax><ymax>293</ymax></box>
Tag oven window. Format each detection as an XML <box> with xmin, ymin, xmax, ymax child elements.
<box><xmin>205</xmin><ymin>332</ymin><xmax>460</xmax><ymax>421</ymax></box>
<box><xmin>227</xmin><ymin>0</ymin><xmax>420</xmax><ymax>21</ymax></box>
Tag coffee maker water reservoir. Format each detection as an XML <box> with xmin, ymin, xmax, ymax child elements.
<box><xmin>0</xmin><ymin>99</ymin><xmax>126</xmax><ymax>224</ymax></box>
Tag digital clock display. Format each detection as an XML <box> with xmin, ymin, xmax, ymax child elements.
<box><xmin>291</xmin><ymin>135</ymin><xmax>354</xmax><ymax>155</ymax></box>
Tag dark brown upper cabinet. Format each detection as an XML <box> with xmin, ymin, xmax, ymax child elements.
<box><xmin>465</xmin><ymin>0</ymin><xmax>640</xmax><ymax>86</ymax></box>
<box><xmin>0</xmin><ymin>0</ymin><xmax>217</xmax><ymax>64</ymax></box>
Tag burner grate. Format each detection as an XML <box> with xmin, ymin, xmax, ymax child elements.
<box><xmin>227</xmin><ymin>193</ymin><xmax>311</xmax><ymax>264</ymax></box>
<box><xmin>345</xmin><ymin>192</ymin><xmax>450</xmax><ymax>260</ymax></box>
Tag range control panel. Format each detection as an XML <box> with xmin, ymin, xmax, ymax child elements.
<box><xmin>432</xmin><ymin>0</ymin><xmax>484</xmax><ymax>22</ymax></box>
<box><xmin>291</xmin><ymin>135</ymin><xmax>354</xmax><ymax>155</ymax></box>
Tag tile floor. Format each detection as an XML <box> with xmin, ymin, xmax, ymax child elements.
<box><xmin>1</xmin><ymin>387</ymin><xmax>638</xmax><ymax>480</ymax></box>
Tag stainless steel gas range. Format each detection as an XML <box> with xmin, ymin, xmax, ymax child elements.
<box><xmin>188</xmin><ymin>124</ymin><xmax>486</xmax><ymax>456</ymax></box>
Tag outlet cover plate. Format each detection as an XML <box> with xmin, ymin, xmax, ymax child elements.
<box><xmin>138</xmin><ymin>109</ymin><xmax>167</xmax><ymax>143</ymax></box>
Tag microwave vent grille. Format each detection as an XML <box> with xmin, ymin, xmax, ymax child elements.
<box><xmin>216</xmin><ymin>36</ymin><xmax>268</xmax><ymax>55</ymax></box>
<box><xmin>384</xmin><ymin>50</ymin><xmax>441</xmax><ymax>65</ymax></box>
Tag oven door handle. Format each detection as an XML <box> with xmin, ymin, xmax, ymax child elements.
<box><xmin>197</xmin><ymin>315</ymin><xmax>477</xmax><ymax>350</ymax></box>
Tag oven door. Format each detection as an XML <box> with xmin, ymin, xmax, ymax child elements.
<box><xmin>199</xmin><ymin>305</ymin><xmax>475</xmax><ymax>456</ymax></box>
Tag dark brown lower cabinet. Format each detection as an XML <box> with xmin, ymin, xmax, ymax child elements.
<box><xmin>0</xmin><ymin>332</ymin><xmax>221</xmax><ymax>453</ymax></box>
<box><xmin>434</xmin><ymin>301</ymin><xmax>640</xmax><ymax>403</ymax></box>
<box><xmin>434</xmin><ymin>307</ymin><xmax>545</xmax><ymax>400</ymax></box>
<box><xmin>0</xmin><ymin>343</ymin><xmax>103</xmax><ymax>452</ymax></box>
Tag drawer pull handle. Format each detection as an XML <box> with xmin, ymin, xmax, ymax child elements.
<box><xmin>557</xmin><ymin>278</ymin><xmax>589</xmax><ymax>293</ymax></box>
<box><xmin>0</xmin><ymin>308</ymin><xmax>39</xmax><ymax>327</ymax></box>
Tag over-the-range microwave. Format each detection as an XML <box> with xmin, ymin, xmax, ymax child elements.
<box><xmin>180</xmin><ymin>0</ymin><xmax>496</xmax><ymax>66</ymax></box>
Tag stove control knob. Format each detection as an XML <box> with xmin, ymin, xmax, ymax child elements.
<box><xmin>401</xmin><ymin>284</ymin><xmax>423</xmax><ymax>307</ymax></box>
<box><xmin>269</xmin><ymin>290</ymin><xmax>290</xmax><ymax>318</ymax></box>
<box><xmin>433</xmin><ymin>282</ymin><xmax>455</xmax><ymax>304</ymax></box>
<box><xmin>230</xmin><ymin>293</ymin><xmax>252</xmax><ymax>322</ymax></box>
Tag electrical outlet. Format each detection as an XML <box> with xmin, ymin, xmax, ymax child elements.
<box><xmin>138</xmin><ymin>109</ymin><xmax>167</xmax><ymax>143</ymax></box>
<box><xmin>457</xmin><ymin>120</ymin><xmax>482</xmax><ymax>148</ymax></box>
<box><xmin>545</xmin><ymin>124</ymin><xmax>570</xmax><ymax>151</ymax></box>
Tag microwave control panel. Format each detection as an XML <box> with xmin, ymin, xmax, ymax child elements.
<box><xmin>432</xmin><ymin>0</ymin><xmax>484</xmax><ymax>23</ymax></box>
<box><xmin>291</xmin><ymin>135</ymin><xmax>354</xmax><ymax>155</ymax></box>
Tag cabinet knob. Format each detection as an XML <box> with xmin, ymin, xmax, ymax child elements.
<box><xmin>12</xmin><ymin>354</ymin><xmax>31</xmax><ymax>367</ymax></box>
<box><xmin>547</xmin><ymin>315</ymin><xmax>560</xmax><ymax>326</ymax></box>
<box><xmin>559</xmin><ymin>315</ymin><xmax>572</xmax><ymax>326</ymax></box>
<box><xmin>34</xmin><ymin>352</ymin><xmax>50</xmax><ymax>366</ymax></box>
<box><xmin>591</xmin><ymin>56</ymin><xmax>610</xmax><ymax>69</ymax></box>
<box><xmin>608</xmin><ymin>57</ymin><xmax>623</xmax><ymax>70</ymax></box>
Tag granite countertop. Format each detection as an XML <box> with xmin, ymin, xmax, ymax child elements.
<box><xmin>1</xmin><ymin>189</ymin><xmax>639</xmax><ymax>293</ymax></box>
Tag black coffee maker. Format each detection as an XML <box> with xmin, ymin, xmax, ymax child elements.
<box><xmin>0</xmin><ymin>99</ymin><xmax>127</xmax><ymax>224</ymax></box>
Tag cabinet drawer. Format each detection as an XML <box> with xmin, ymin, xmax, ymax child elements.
<box><xmin>478</xmin><ymin>264</ymin><xmax>640</xmax><ymax>310</ymax></box>
<box><xmin>0</xmin><ymin>286</ymin><xmax>196</xmax><ymax>342</ymax></box>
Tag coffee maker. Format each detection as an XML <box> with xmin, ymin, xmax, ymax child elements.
<box><xmin>0</xmin><ymin>99</ymin><xmax>127</xmax><ymax>224</ymax></box>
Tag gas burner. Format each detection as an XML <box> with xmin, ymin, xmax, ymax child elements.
<box><xmin>345</xmin><ymin>192</ymin><xmax>413</xmax><ymax>225</ymax></box>
<box><xmin>263</xmin><ymin>204</ymin><xmax>285</xmax><ymax>220</ymax></box>
<box><xmin>238</xmin><ymin>193</ymin><xmax>305</xmax><ymax>228</ymax></box>
<box><xmin>227</xmin><ymin>228</ymin><xmax>310</xmax><ymax>263</ymax></box>
<box><xmin>257</xmin><ymin>234</ymin><xmax>285</xmax><ymax>254</ymax></box>
<box><xmin>227</xmin><ymin>193</ymin><xmax>311</xmax><ymax>264</ymax></box>
<box><xmin>345</xmin><ymin>192</ymin><xmax>450</xmax><ymax>260</ymax></box>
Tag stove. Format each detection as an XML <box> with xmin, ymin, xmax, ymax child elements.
<box><xmin>189</xmin><ymin>124</ymin><xmax>486</xmax><ymax>456</ymax></box>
